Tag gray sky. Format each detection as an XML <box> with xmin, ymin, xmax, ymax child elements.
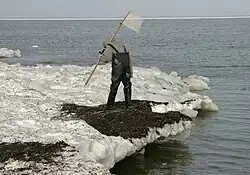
<box><xmin>0</xmin><ymin>0</ymin><xmax>249</xmax><ymax>18</ymax></box>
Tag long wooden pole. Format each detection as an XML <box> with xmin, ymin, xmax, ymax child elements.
<box><xmin>84</xmin><ymin>11</ymin><xmax>131</xmax><ymax>86</ymax></box>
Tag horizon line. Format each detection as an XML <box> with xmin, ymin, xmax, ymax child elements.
<box><xmin>1</xmin><ymin>15</ymin><xmax>250</xmax><ymax>20</ymax></box>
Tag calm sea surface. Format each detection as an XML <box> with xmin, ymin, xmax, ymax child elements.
<box><xmin>0</xmin><ymin>18</ymin><xmax>250</xmax><ymax>175</ymax></box>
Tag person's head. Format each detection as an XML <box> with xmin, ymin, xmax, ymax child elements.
<box><xmin>102</xmin><ymin>39</ymin><xmax>109</xmax><ymax>48</ymax></box>
<box><xmin>102</xmin><ymin>36</ymin><xmax>123</xmax><ymax>48</ymax></box>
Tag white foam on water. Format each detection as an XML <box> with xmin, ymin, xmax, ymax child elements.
<box><xmin>0</xmin><ymin>61</ymin><xmax>218</xmax><ymax>173</ymax></box>
<box><xmin>0</xmin><ymin>48</ymin><xmax>22</xmax><ymax>58</ymax></box>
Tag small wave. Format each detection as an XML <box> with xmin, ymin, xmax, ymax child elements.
<box><xmin>0</xmin><ymin>48</ymin><xmax>22</xmax><ymax>58</ymax></box>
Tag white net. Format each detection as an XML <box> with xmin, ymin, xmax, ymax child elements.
<box><xmin>122</xmin><ymin>12</ymin><xmax>143</xmax><ymax>33</ymax></box>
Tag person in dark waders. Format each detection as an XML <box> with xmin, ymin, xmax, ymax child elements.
<box><xmin>99</xmin><ymin>38</ymin><xmax>133</xmax><ymax>109</ymax></box>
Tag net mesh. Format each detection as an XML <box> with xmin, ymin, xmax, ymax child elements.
<box><xmin>122</xmin><ymin>12</ymin><xmax>143</xmax><ymax>33</ymax></box>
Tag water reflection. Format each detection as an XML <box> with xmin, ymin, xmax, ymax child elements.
<box><xmin>196</xmin><ymin>110</ymin><xmax>218</xmax><ymax>119</ymax></box>
<box><xmin>110</xmin><ymin>140</ymin><xmax>192</xmax><ymax>175</ymax></box>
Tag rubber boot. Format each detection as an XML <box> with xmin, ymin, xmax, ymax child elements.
<box><xmin>106</xmin><ymin>80</ymin><xmax>120</xmax><ymax>109</ymax></box>
<box><xmin>124</xmin><ymin>86</ymin><xmax>132</xmax><ymax>108</ymax></box>
<box><xmin>107</xmin><ymin>92</ymin><xmax>116</xmax><ymax>105</ymax></box>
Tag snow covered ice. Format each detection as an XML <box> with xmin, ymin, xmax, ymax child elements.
<box><xmin>0</xmin><ymin>61</ymin><xmax>218</xmax><ymax>174</ymax></box>
<box><xmin>0</xmin><ymin>48</ymin><xmax>21</xmax><ymax>58</ymax></box>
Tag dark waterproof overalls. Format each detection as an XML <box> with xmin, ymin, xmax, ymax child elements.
<box><xmin>106</xmin><ymin>43</ymin><xmax>132</xmax><ymax>107</ymax></box>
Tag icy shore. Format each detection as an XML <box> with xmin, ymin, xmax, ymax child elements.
<box><xmin>0</xmin><ymin>62</ymin><xmax>218</xmax><ymax>174</ymax></box>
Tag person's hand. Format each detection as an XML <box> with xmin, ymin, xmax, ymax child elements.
<box><xmin>99</xmin><ymin>47</ymin><xmax>106</xmax><ymax>55</ymax></box>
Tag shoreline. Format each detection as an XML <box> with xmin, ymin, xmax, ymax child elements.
<box><xmin>0</xmin><ymin>62</ymin><xmax>218</xmax><ymax>174</ymax></box>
